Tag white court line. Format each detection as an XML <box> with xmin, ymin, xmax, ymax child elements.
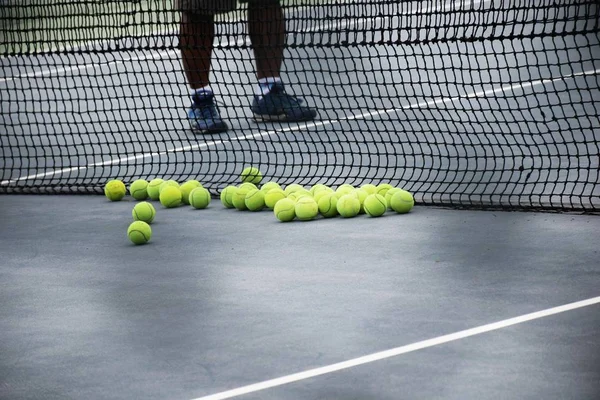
<box><xmin>1</xmin><ymin>66</ymin><xmax>597</xmax><ymax>186</ymax></box>
<box><xmin>0</xmin><ymin>0</ymin><xmax>488</xmax><ymax>84</ymax></box>
<box><xmin>192</xmin><ymin>295</ymin><xmax>600</xmax><ymax>400</ymax></box>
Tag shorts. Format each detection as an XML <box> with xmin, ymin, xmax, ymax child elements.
<box><xmin>175</xmin><ymin>0</ymin><xmax>278</xmax><ymax>15</ymax></box>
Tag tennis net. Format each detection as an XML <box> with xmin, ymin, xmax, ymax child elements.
<box><xmin>1</xmin><ymin>0</ymin><xmax>599</xmax><ymax>211</ymax></box>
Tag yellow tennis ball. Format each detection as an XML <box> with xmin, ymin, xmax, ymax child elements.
<box><xmin>260</xmin><ymin>181</ymin><xmax>281</xmax><ymax>193</ymax></box>
<box><xmin>264</xmin><ymin>188</ymin><xmax>286</xmax><ymax>209</ymax></box>
<box><xmin>317</xmin><ymin>193</ymin><xmax>338</xmax><ymax>218</ymax></box>
<box><xmin>336</xmin><ymin>184</ymin><xmax>354</xmax><ymax>197</ymax></box>
<box><xmin>274</xmin><ymin>198</ymin><xmax>296</xmax><ymax>222</ymax></box>
<box><xmin>287</xmin><ymin>190</ymin><xmax>312</xmax><ymax>201</ymax></box>
<box><xmin>353</xmin><ymin>189</ymin><xmax>369</xmax><ymax>214</ymax></box>
<box><xmin>239</xmin><ymin>182</ymin><xmax>258</xmax><ymax>191</ymax></box>
<box><xmin>104</xmin><ymin>179</ymin><xmax>126</xmax><ymax>201</ymax></box>
<box><xmin>129</xmin><ymin>179</ymin><xmax>149</xmax><ymax>201</ymax></box>
<box><xmin>360</xmin><ymin>183</ymin><xmax>377</xmax><ymax>195</ymax></box>
<box><xmin>127</xmin><ymin>221</ymin><xmax>152</xmax><ymax>245</ymax></box>
<box><xmin>159</xmin><ymin>186</ymin><xmax>182</xmax><ymax>208</ymax></box>
<box><xmin>232</xmin><ymin>186</ymin><xmax>251</xmax><ymax>210</ymax></box>
<box><xmin>180</xmin><ymin>180</ymin><xmax>203</xmax><ymax>204</ymax></box>
<box><xmin>310</xmin><ymin>184</ymin><xmax>329</xmax><ymax>195</ymax></box>
<box><xmin>159</xmin><ymin>180</ymin><xmax>179</xmax><ymax>194</ymax></box>
<box><xmin>313</xmin><ymin>187</ymin><xmax>334</xmax><ymax>203</ymax></box>
<box><xmin>376</xmin><ymin>183</ymin><xmax>395</xmax><ymax>197</ymax></box>
<box><xmin>363</xmin><ymin>194</ymin><xmax>387</xmax><ymax>217</ymax></box>
<box><xmin>390</xmin><ymin>190</ymin><xmax>414</xmax><ymax>213</ymax></box>
<box><xmin>284</xmin><ymin>184</ymin><xmax>305</xmax><ymax>196</ymax></box>
<box><xmin>179</xmin><ymin>182</ymin><xmax>198</xmax><ymax>205</ymax></box>
<box><xmin>147</xmin><ymin>178</ymin><xmax>164</xmax><ymax>200</ymax></box>
<box><xmin>186</xmin><ymin>179</ymin><xmax>202</xmax><ymax>188</ymax></box>
<box><xmin>385</xmin><ymin>187</ymin><xmax>402</xmax><ymax>209</ymax></box>
<box><xmin>295</xmin><ymin>197</ymin><xmax>319</xmax><ymax>221</ymax></box>
<box><xmin>295</xmin><ymin>189</ymin><xmax>313</xmax><ymax>198</ymax></box>
<box><xmin>240</xmin><ymin>166</ymin><xmax>263</xmax><ymax>184</ymax></box>
<box><xmin>336</xmin><ymin>194</ymin><xmax>360</xmax><ymax>218</ymax></box>
<box><xmin>189</xmin><ymin>187</ymin><xmax>211</xmax><ymax>209</ymax></box>
<box><xmin>245</xmin><ymin>188</ymin><xmax>265</xmax><ymax>211</ymax></box>
<box><xmin>220</xmin><ymin>186</ymin><xmax>236</xmax><ymax>208</ymax></box>
<box><xmin>132</xmin><ymin>201</ymin><xmax>156</xmax><ymax>223</ymax></box>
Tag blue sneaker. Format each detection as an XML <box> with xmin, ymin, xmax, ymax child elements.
<box><xmin>187</xmin><ymin>92</ymin><xmax>228</xmax><ymax>134</ymax></box>
<box><xmin>251</xmin><ymin>82</ymin><xmax>317</xmax><ymax>122</ymax></box>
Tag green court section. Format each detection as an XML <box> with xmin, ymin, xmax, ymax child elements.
<box><xmin>0</xmin><ymin>0</ymin><xmax>324</xmax><ymax>55</ymax></box>
<box><xmin>1</xmin><ymin>0</ymin><xmax>173</xmax><ymax>54</ymax></box>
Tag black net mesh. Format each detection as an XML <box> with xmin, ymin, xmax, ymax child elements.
<box><xmin>1</xmin><ymin>0</ymin><xmax>599</xmax><ymax>211</ymax></box>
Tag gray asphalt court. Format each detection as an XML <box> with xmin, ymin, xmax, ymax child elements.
<box><xmin>0</xmin><ymin>196</ymin><xmax>599</xmax><ymax>399</ymax></box>
<box><xmin>1</xmin><ymin>0</ymin><xmax>599</xmax><ymax>399</ymax></box>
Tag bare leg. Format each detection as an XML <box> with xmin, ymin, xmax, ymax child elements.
<box><xmin>247</xmin><ymin>1</ymin><xmax>285</xmax><ymax>80</ymax></box>
<box><xmin>180</xmin><ymin>11</ymin><xmax>228</xmax><ymax>133</ymax></box>
<box><xmin>180</xmin><ymin>11</ymin><xmax>214</xmax><ymax>89</ymax></box>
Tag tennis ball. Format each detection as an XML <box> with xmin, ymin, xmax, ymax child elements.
<box><xmin>390</xmin><ymin>190</ymin><xmax>414</xmax><ymax>213</ymax></box>
<box><xmin>273</xmin><ymin>198</ymin><xmax>296</xmax><ymax>222</ymax></box>
<box><xmin>284</xmin><ymin>184</ymin><xmax>305</xmax><ymax>196</ymax></box>
<box><xmin>313</xmin><ymin>187</ymin><xmax>335</xmax><ymax>203</ymax></box>
<box><xmin>336</xmin><ymin>194</ymin><xmax>361</xmax><ymax>218</ymax></box>
<box><xmin>353</xmin><ymin>189</ymin><xmax>369</xmax><ymax>214</ymax></box>
<box><xmin>318</xmin><ymin>193</ymin><xmax>338</xmax><ymax>218</ymax></box>
<box><xmin>239</xmin><ymin>182</ymin><xmax>258</xmax><ymax>191</ymax></box>
<box><xmin>127</xmin><ymin>221</ymin><xmax>152</xmax><ymax>245</ymax></box>
<box><xmin>385</xmin><ymin>187</ymin><xmax>402</xmax><ymax>209</ymax></box>
<box><xmin>296</xmin><ymin>189</ymin><xmax>313</xmax><ymax>198</ymax></box>
<box><xmin>189</xmin><ymin>187</ymin><xmax>211</xmax><ymax>209</ymax></box>
<box><xmin>159</xmin><ymin>180</ymin><xmax>179</xmax><ymax>194</ymax></box>
<box><xmin>104</xmin><ymin>179</ymin><xmax>126</xmax><ymax>201</ymax></box>
<box><xmin>232</xmin><ymin>186</ymin><xmax>251</xmax><ymax>210</ymax></box>
<box><xmin>363</xmin><ymin>194</ymin><xmax>387</xmax><ymax>217</ymax></box>
<box><xmin>159</xmin><ymin>186</ymin><xmax>182</xmax><ymax>208</ymax></box>
<box><xmin>180</xmin><ymin>182</ymin><xmax>199</xmax><ymax>205</ymax></box>
<box><xmin>220</xmin><ymin>186</ymin><xmax>236</xmax><ymax>208</ymax></box>
<box><xmin>245</xmin><ymin>188</ymin><xmax>265</xmax><ymax>211</ymax></box>
<box><xmin>376</xmin><ymin>183</ymin><xmax>395</xmax><ymax>197</ymax></box>
<box><xmin>295</xmin><ymin>197</ymin><xmax>319</xmax><ymax>221</ymax></box>
<box><xmin>186</xmin><ymin>179</ymin><xmax>202</xmax><ymax>188</ymax></box>
<box><xmin>360</xmin><ymin>183</ymin><xmax>377</xmax><ymax>195</ymax></box>
<box><xmin>310</xmin><ymin>184</ymin><xmax>329</xmax><ymax>195</ymax></box>
<box><xmin>132</xmin><ymin>201</ymin><xmax>156</xmax><ymax>223</ymax></box>
<box><xmin>260</xmin><ymin>181</ymin><xmax>281</xmax><ymax>193</ymax></box>
<box><xmin>129</xmin><ymin>179</ymin><xmax>149</xmax><ymax>201</ymax></box>
<box><xmin>240</xmin><ymin>167</ymin><xmax>263</xmax><ymax>185</ymax></box>
<box><xmin>264</xmin><ymin>188</ymin><xmax>286</xmax><ymax>209</ymax></box>
<box><xmin>336</xmin><ymin>184</ymin><xmax>355</xmax><ymax>197</ymax></box>
<box><xmin>287</xmin><ymin>189</ymin><xmax>312</xmax><ymax>201</ymax></box>
<box><xmin>147</xmin><ymin>178</ymin><xmax>164</xmax><ymax>200</ymax></box>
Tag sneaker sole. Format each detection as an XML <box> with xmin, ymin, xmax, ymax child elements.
<box><xmin>190</xmin><ymin>122</ymin><xmax>229</xmax><ymax>134</ymax></box>
<box><xmin>252</xmin><ymin>112</ymin><xmax>317</xmax><ymax>122</ymax></box>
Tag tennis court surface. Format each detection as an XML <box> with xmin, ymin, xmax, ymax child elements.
<box><xmin>1</xmin><ymin>0</ymin><xmax>599</xmax><ymax>399</ymax></box>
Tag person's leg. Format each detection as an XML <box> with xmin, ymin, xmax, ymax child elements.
<box><xmin>247</xmin><ymin>0</ymin><xmax>284</xmax><ymax>80</ymax></box>
<box><xmin>180</xmin><ymin>9</ymin><xmax>228</xmax><ymax>133</ymax></box>
<box><xmin>246</xmin><ymin>0</ymin><xmax>317</xmax><ymax>121</ymax></box>
<box><xmin>180</xmin><ymin>11</ymin><xmax>214</xmax><ymax>89</ymax></box>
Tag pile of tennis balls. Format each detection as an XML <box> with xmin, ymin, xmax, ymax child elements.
<box><xmin>103</xmin><ymin>167</ymin><xmax>415</xmax><ymax>245</ymax></box>
<box><xmin>103</xmin><ymin>177</ymin><xmax>211</xmax><ymax>245</ymax></box>
<box><xmin>222</xmin><ymin>167</ymin><xmax>414</xmax><ymax>222</ymax></box>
